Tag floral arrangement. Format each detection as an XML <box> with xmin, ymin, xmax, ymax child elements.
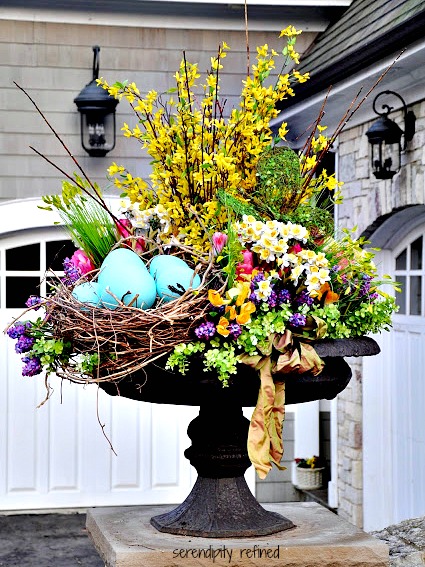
<box><xmin>6</xmin><ymin>27</ymin><xmax>397</xmax><ymax>479</ymax></box>
<box><xmin>295</xmin><ymin>456</ymin><xmax>325</xmax><ymax>469</ymax></box>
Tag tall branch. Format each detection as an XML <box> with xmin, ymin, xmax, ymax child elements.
<box><xmin>15</xmin><ymin>82</ymin><xmax>122</xmax><ymax>226</ymax></box>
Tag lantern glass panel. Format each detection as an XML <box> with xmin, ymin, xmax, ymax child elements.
<box><xmin>371</xmin><ymin>139</ymin><xmax>400</xmax><ymax>179</ymax></box>
<box><xmin>81</xmin><ymin>111</ymin><xmax>115</xmax><ymax>157</ymax></box>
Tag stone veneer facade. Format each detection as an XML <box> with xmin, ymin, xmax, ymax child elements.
<box><xmin>335</xmin><ymin>99</ymin><xmax>425</xmax><ymax>527</ymax></box>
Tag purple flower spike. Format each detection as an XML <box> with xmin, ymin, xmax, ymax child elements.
<box><xmin>194</xmin><ymin>321</ymin><xmax>216</xmax><ymax>340</ymax></box>
<box><xmin>62</xmin><ymin>257</ymin><xmax>81</xmax><ymax>286</ymax></box>
<box><xmin>228</xmin><ymin>323</ymin><xmax>242</xmax><ymax>339</ymax></box>
<box><xmin>268</xmin><ymin>291</ymin><xmax>278</xmax><ymax>308</ymax></box>
<box><xmin>249</xmin><ymin>292</ymin><xmax>261</xmax><ymax>306</ymax></box>
<box><xmin>22</xmin><ymin>356</ymin><xmax>42</xmax><ymax>377</ymax></box>
<box><xmin>277</xmin><ymin>289</ymin><xmax>291</xmax><ymax>304</ymax></box>
<box><xmin>252</xmin><ymin>272</ymin><xmax>265</xmax><ymax>284</ymax></box>
<box><xmin>7</xmin><ymin>322</ymin><xmax>29</xmax><ymax>339</ymax></box>
<box><xmin>295</xmin><ymin>290</ymin><xmax>314</xmax><ymax>306</ymax></box>
<box><xmin>15</xmin><ymin>335</ymin><xmax>35</xmax><ymax>354</ymax></box>
<box><xmin>25</xmin><ymin>295</ymin><xmax>42</xmax><ymax>310</ymax></box>
<box><xmin>289</xmin><ymin>313</ymin><xmax>307</xmax><ymax>328</ymax></box>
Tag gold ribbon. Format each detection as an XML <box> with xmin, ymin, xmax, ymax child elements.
<box><xmin>239</xmin><ymin>316</ymin><xmax>327</xmax><ymax>479</ymax></box>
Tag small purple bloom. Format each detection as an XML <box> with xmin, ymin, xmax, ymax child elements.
<box><xmin>194</xmin><ymin>321</ymin><xmax>216</xmax><ymax>340</ymax></box>
<box><xmin>7</xmin><ymin>322</ymin><xmax>30</xmax><ymax>339</ymax></box>
<box><xmin>250</xmin><ymin>272</ymin><xmax>265</xmax><ymax>291</ymax></box>
<box><xmin>359</xmin><ymin>283</ymin><xmax>371</xmax><ymax>297</ymax></box>
<box><xmin>277</xmin><ymin>289</ymin><xmax>291</xmax><ymax>304</ymax></box>
<box><xmin>359</xmin><ymin>274</ymin><xmax>373</xmax><ymax>297</ymax></box>
<box><xmin>268</xmin><ymin>291</ymin><xmax>278</xmax><ymax>308</ymax></box>
<box><xmin>228</xmin><ymin>323</ymin><xmax>242</xmax><ymax>339</ymax></box>
<box><xmin>295</xmin><ymin>290</ymin><xmax>314</xmax><ymax>306</ymax></box>
<box><xmin>25</xmin><ymin>295</ymin><xmax>42</xmax><ymax>310</ymax></box>
<box><xmin>15</xmin><ymin>335</ymin><xmax>35</xmax><ymax>354</ymax></box>
<box><xmin>288</xmin><ymin>313</ymin><xmax>307</xmax><ymax>327</ymax></box>
<box><xmin>62</xmin><ymin>257</ymin><xmax>81</xmax><ymax>285</ymax></box>
<box><xmin>249</xmin><ymin>292</ymin><xmax>261</xmax><ymax>306</ymax></box>
<box><xmin>22</xmin><ymin>356</ymin><xmax>42</xmax><ymax>377</ymax></box>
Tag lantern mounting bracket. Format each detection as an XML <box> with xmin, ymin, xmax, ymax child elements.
<box><xmin>371</xmin><ymin>90</ymin><xmax>416</xmax><ymax>150</ymax></box>
<box><xmin>365</xmin><ymin>90</ymin><xmax>416</xmax><ymax>180</ymax></box>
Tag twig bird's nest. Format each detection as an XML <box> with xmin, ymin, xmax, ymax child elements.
<box><xmin>46</xmin><ymin>258</ymin><xmax>221</xmax><ymax>384</ymax></box>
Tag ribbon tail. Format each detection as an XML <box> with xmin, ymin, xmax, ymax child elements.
<box><xmin>245</xmin><ymin>358</ymin><xmax>286</xmax><ymax>480</ymax></box>
<box><xmin>269</xmin><ymin>381</ymin><xmax>286</xmax><ymax>470</ymax></box>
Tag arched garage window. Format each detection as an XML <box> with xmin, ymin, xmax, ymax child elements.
<box><xmin>394</xmin><ymin>235</ymin><xmax>423</xmax><ymax>316</ymax></box>
<box><xmin>1</xmin><ymin>238</ymin><xmax>75</xmax><ymax>309</ymax></box>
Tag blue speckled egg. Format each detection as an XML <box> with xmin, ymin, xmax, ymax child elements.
<box><xmin>72</xmin><ymin>282</ymin><xmax>103</xmax><ymax>309</ymax></box>
<box><xmin>149</xmin><ymin>254</ymin><xmax>190</xmax><ymax>278</ymax></box>
<box><xmin>98</xmin><ymin>248</ymin><xmax>157</xmax><ymax>310</ymax></box>
<box><xmin>154</xmin><ymin>259</ymin><xmax>201</xmax><ymax>303</ymax></box>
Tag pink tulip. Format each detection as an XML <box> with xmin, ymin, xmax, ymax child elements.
<box><xmin>71</xmin><ymin>249</ymin><xmax>95</xmax><ymax>275</ymax></box>
<box><xmin>289</xmin><ymin>243</ymin><xmax>303</xmax><ymax>254</ymax></box>
<box><xmin>212</xmin><ymin>232</ymin><xmax>228</xmax><ymax>255</ymax></box>
<box><xmin>116</xmin><ymin>218</ymin><xmax>145</xmax><ymax>252</ymax></box>
<box><xmin>236</xmin><ymin>249</ymin><xmax>255</xmax><ymax>277</ymax></box>
<box><xmin>116</xmin><ymin>218</ymin><xmax>132</xmax><ymax>239</ymax></box>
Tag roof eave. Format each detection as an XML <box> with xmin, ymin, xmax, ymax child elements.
<box><xmin>280</xmin><ymin>10</ymin><xmax>425</xmax><ymax>110</ymax></box>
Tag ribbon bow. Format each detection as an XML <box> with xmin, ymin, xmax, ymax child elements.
<box><xmin>239</xmin><ymin>317</ymin><xmax>327</xmax><ymax>479</ymax></box>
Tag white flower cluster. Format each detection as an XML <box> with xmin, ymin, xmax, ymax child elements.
<box><xmin>120</xmin><ymin>201</ymin><xmax>172</xmax><ymax>235</ymax></box>
<box><xmin>236</xmin><ymin>216</ymin><xmax>331</xmax><ymax>297</ymax></box>
<box><xmin>236</xmin><ymin>216</ymin><xmax>308</xmax><ymax>262</ymax></box>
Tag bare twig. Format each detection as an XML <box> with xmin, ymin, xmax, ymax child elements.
<box><xmin>301</xmin><ymin>51</ymin><xmax>405</xmax><ymax>189</ymax></box>
<box><xmin>244</xmin><ymin>0</ymin><xmax>250</xmax><ymax>76</ymax></box>
<box><xmin>15</xmin><ymin>82</ymin><xmax>122</xmax><ymax>227</ymax></box>
<box><xmin>96</xmin><ymin>386</ymin><xmax>117</xmax><ymax>456</ymax></box>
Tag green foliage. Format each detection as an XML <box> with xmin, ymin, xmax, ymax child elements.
<box><xmin>311</xmin><ymin>297</ymin><xmax>397</xmax><ymax>339</ymax></box>
<box><xmin>281</xmin><ymin>205</ymin><xmax>335</xmax><ymax>241</ymax></box>
<box><xmin>237</xmin><ymin>305</ymin><xmax>292</xmax><ymax>356</ymax></box>
<box><xmin>166</xmin><ymin>342</ymin><xmax>206</xmax><ymax>375</ymax></box>
<box><xmin>216</xmin><ymin>188</ymin><xmax>260</xmax><ymax>220</ymax></box>
<box><xmin>203</xmin><ymin>340</ymin><xmax>239</xmax><ymax>386</ymax></box>
<box><xmin>216</xmin><ymin>223</ymin><xmax>243</xmax><ymax>288</ymax></box>
<box><xmin>75</xmin><ymin>353</ymin><xmax>100</xmax><ymax>375</ymax></box>
<box><xmin>41</xmin><ymin>176</ymin><xmax>119</xmax><ymax>266</ymax></box>
<box><xmin>30</xmin><ymin>334</ymin><xmax>72</xmax><ymax>373</ymax></box>
<box><xmin>252</xmin><ymin>147</ymin><xmax>302</xmax><ymax>218</ymax></box>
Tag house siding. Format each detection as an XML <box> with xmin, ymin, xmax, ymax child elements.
<box><xmin>0</xmin><ymin>18</ymin><xmax>315</xmax><ymax>202</ymax></box>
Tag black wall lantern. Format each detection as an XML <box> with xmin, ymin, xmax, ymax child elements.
<box><xmin>365</xmin><ymin>90</ymin><xmax>416</xmax><ymax>180</ymax></box>
<box><xmin>74</xmin><ymin>46</ymin><xmax>119</xmax><ymax>157</ymax></box>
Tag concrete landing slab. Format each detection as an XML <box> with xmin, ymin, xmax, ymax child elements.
<box><xmin>86</xmin><ymin>503</ymin><xmax>389</xmax><ymax>567</ymax></box>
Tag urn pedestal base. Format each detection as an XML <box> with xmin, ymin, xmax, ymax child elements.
<box><xmin>151</xmin><ymin>476</ymin><xmax>294</xmax><ymax>537</ymax></box>
<box><xmin>149</xmin><ymin>386</ymin><xmax>294</xmax><ymax>537</ymax></box>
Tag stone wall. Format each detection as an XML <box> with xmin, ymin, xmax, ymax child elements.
<box><xmin>335</xmin><ymin>98</ymin><xmax>425</xmax><ymax>528</ymax></box>
<box><xmin>0</xmin><ymin>18</ymin><xmax>315</xmax><ymax>201</ymax></box>
<box><xmin>337</xmin><ymin>100</ymin><xmax>425</xmax><ymax>238</ymax></box>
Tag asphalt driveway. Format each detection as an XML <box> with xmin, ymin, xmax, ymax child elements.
<box><xmin>0</xmin><ymin>513</ymin><xmax>103</xmax><ymax>567</ymax></box>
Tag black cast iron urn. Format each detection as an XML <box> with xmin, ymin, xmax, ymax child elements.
<box><xmin>100</xmin><ymin>337</ymin><xmax>379</xmax><ymax>538</ymax></box>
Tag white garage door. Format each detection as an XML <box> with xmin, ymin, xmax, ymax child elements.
<box><xmin>0</xmin><ymin>226</ymin><xmax>199</xmax><ymax>511</ymax></box>
<box><xmin>363</xmin><ymin>221</ymin><xmax>425</xmax><ymax>530</ymax></box>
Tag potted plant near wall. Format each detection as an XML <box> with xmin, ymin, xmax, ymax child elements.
<box><xmin>6</xmin><ymin>27</ymin><xmax>397</xmax><ymax>537</ymax></box>
<box><xmin>294</xmin><ymin>456</ymin><xmax>326</xmax><ymax>490</ymax></box>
